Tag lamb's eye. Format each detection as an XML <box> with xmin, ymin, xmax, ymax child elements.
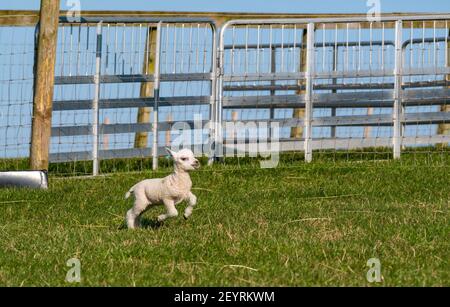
<box><xmin>181</xmin><ymin>157</ymin><xmax>188</xmax><ymax>161</ymax></box>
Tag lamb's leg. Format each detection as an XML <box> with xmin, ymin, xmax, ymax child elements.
<box><xmin>126</xmin><ymin>195</ymin><xmax>149</xmax><ymax>229</ymax></box>
<box><xmin>183</xmin><ymin>192</ymin><xmax>197</xmax><ymax>219</ymax></box>
<box><xmin>158</xmin><ymin>199</ymin><xmax>178</xmax><ymax>222</ymax></box>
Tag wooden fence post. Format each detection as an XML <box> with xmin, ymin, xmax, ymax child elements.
<box><xmin>134</xmin><ymin>27</ymin><xmax>157</xmax><ymax>148</ymax></box>
<box><xmin>165</xmin><ymin>113</ymin><xmax>173</xmax><ymax>147</ymax></box>
<box><xmin>30</xmin><ymin>0</ymin><xmax>60</xmax><ymax>170</ymax></box>
<box><xmin>291</xmin><ymin>29</ymin><xmax>307</xmax><ymax>139</ymax></box>
<box><xmin>103</xmin><ymin>117</ymin><xmax>110</xmax><ymax>150</ymax></box>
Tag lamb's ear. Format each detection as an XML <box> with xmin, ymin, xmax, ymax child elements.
<box><xmin>165</xmin><ymin>147</ymin><xmax>177</xmax><ymax>158</ymax></box>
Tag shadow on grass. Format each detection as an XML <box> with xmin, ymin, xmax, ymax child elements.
<box><xmin>140</xmin><ymin>218</ymin><xmax>165</xmax><ymax>230</ymax></box>
<box><xmin>118</xmin><ymin>218</ymin><xmax>164</xmax><ymax>230</ymax></box>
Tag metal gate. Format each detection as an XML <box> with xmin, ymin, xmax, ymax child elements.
<box><xmin>217</xmin><ymin>15</ymin><xmax>450</xmax><ymax>161</ymax></box>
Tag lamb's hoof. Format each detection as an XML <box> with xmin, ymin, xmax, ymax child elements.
<box><xmin>183</xmin><ymin>214</ymin><xmax>188</xmax><ymax>220</ymax></box>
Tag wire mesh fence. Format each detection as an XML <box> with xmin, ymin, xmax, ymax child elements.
<box><xmin>0</xmin><ymin>25</ymin><xmax>35</xmax><ymax>171</ymax></box>
<box><xmin>0</xmin><ymin>14</ymin><xmax>449</xmax><ymax>176</ymax></box>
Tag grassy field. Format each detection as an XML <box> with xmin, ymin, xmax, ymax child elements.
<box><xmin>0</xmin><ymin>155</ymin><xmax>449</xmax><ymax>286</ymax></box>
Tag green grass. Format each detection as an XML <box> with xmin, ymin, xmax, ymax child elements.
<box><xmin>0</xmin><ymin>156</ymin><xmax>449</xmax><ymax>286</ymax></box>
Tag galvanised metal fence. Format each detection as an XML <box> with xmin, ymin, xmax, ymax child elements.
<box><xmin>217</xmin><ymin>16</ymin><xmax>450</xmax><ymax>161</ymax></box>
<box><xmin>0</xmin><ymin>13</ymin><xmax>449</xmax><ymax>175</ymax></box>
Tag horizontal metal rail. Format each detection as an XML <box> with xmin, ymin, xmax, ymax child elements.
<box><xmin>220</xmin><ymin>15</ymin><xmax>450</xmax><ymax>28</ymax></box>
<box><xmin>224</xmin><ymin>135</ymin><xmax>450</xmax><ymax>154</ymax></box>
<box><xmin>54</xmin><ymin>73</ymin><xmax>213</xmax><ymax>85</ymax></box>
<box><xmin>221</xmin><ymin>88</ymin><xmax>450</xmax><ymax>109</ymax></box>
<box><xmin>52</xmin><ymin>111</ymin><xmax>450</xmax><ymax>139</ymax></box>
<box><xmin>223</xmin><ymin>80</ymin><xmax>449</xmax><ymax>92</ymax></box>
<box><xmin>224</xmin><ymin>41</ymin><xmax>395</xmax><ymax>50</ymax></box>
<box><xmin>52</xmin><ymin>96</ymin><xmax>211</xmax><ymax>111</ymax></box>
<box><xmin>51</xmin><ymin>120</ymin><xmax>209</xmax><ymax>137</ymax></box>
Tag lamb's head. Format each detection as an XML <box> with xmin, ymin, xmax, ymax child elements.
<box><xmin>166</xmin><ymin>148</ymin><xmax>200</xmax><ymax>172</ymax></box>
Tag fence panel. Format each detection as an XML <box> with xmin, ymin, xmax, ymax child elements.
<box><xmin>50</xmin><ymin>18</ymin><xmax>217</xmax><ymax>174</ymax></box>
<box><xmin>218</xmin><ymin>16</ymin><xmax>450</xmax><ymax>162</ymax></box>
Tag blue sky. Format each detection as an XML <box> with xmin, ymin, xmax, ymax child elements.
<box><xmin>2</xmin><ymin>0</ymin><xmax>450</xmax><ymax>14</ymax></box>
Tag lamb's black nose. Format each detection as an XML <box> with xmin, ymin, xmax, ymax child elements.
<box><xmin>193</xmin><ymin>160</ymin><xmax>200</xmax><ymax>168</ymax></box>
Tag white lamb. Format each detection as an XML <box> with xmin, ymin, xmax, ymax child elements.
<box><xmin>124</xmin><ymin>148</ymin><xmax>200</xmax><ymax>229</ymax></box>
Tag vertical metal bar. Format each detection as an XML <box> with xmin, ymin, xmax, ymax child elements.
<box><xmin>106</xmin><ymin>24</ymin><xmax>110</xmax><ymax>74</ymax></box>
<box><xmin>208</xmin><ymin>23</ymin><xmax>218</xmax><ymax>165</ymax></box>
<box><xmin>446</xmin><ymin>21</ymin><xmax>449</xmax><ymax>71</ymax></box>
<box><xmin>256</xmin><ymin>25</ymin><xmax>260</xmax><ymax>73</ymax></box>
<box><xmin>188</xmin><ymin>24</ymin><xmax>193</xmax><ymax>72</ymax></box>
<box><xmin>381</xmin><ymin>22</ymin><xmax>385</xmax><ymax>70</ymax></box>
<box><xmin>138</xmin><ymin>24</ymin><xmax>142</xmax><ymax>74</ymax></box>
<box><xmin>130</xmin><ymin>25</ymin><xmax>134</xmax><ymax>73</ymax></box>
<box><xmin>433</xmin><ymin>21</ymin><xmax>437</xmax><ymax>68</ymax></box>
<box><xmin>245</xmin><ymin>25</ymin><xmax>249</xmax><ymax>73</ymax></box>
<box><xmin>369</xmin><ymin>22</ymin><xmax>373</xmax><ymax>72</ymax></box>
<box><xmin>269</xmin><ymin>32</ymin><xmax>276</xmax><ymax>139</ymax></box>
<box><xmin>180</xmin><ymin>24</ymin><xmax>185</xmax><ymax>72</ymax></box>
<box><xmin>293</xmin><ymin>25</ymin><xmax>297</xmax><ymax>72</ymax></box>
<box><xmin>85</xmin><ymin>25</ymin><xmax>90</xmax><ymax>75</ymax></box>
<box><xmin>330</xmin><ymin>23</ymin><xmax>337</xmax><ymax>139</ymax></box>
<box><xmin>196</xmin><ymin>24</ymin><xmax>200</xmax><ymax>70</ymax></box>
<box><xmin>322</xmin><ymin>24</ymin><xmax>326</xmax><ymax>72</ymax></box>
<box><xmin>304</xmin><ymin>22</ymin><xmax>315</xmax><ymax>163</ymax></box>
<box><xmin>114</xmin><ymin>25</ymin><xmax>117</xmax><ymax>75</ymax></box>
<box><xmin>346</xmin><ymin>23</ymin><xmax>349</xmax><ymax>72</ymax></box>
<box><xmin>144</xmin><ymin>26</ymin><xmax>150</xmax><ymax>74</ymax></box>
<box><xmin>335</xmin><ymin>24</ymin><xmax>338</xmax><ymax>71</ymax></box>
<box><xmin>422</xmin><ymin>21</ymin><xmax>425</xmax><ymax>69</ymax></box>
<box><xmin>60</xmin><ymin>26</ymin><xmax>65</xmax><ymax>77</ymax></box>
<box><xmin>217</xmin><ymin>23</ymin><xmax>229</xmax><ymax>160</ymax></box>
<box><xmin>173</xmin><ymin>24</ymin><xmax>177</xmax><ymax>73</ymax></box>
<box><xmin>121</xmin><ymin>24</ymin><xmax>125</xmax><ymax>74</ymax></box>
<box><xmin>331</xmin><ymin>44</ymin><xmax>338</xmax><ymax>139</ymax></box>
<box><xmin>393</xmin><ymin>20</ymin><xmax>403</xmax><ymax>159</ymax></box>
<box><xmin>281</xmin><ymin>25</ymin><xmax>285</xmax><ymax>71</ymax></box>
<box><xmin>92</xmin><ymin>22</ymin><xmax>103</xmax><ymax>176</ymax></box>
<box><xmin>76</xmin><ymin>26</ymin><xmax>81</xmax><ymax>75</ymax></box>
<box><xmin>165</xmin><ymin>24</ymin><xmax>169</xmax><ymax>73</ymax></box>
<box><xmin>269</xmin><ymin>25</ymin><xmax>273</xmax><ymax>73</ymax></box>
<box><xmin>69</xmin><ymin>25</ymin><xmax>73</xmax><ymax>76</ymax></box>
<box><xmin>152</xmin><ymin>22</ymin><xmax>162</xmax><ymax>170</ymax></box>
<box><xmin>365</xmin><ymin>21</ymin><xmax>375</xmax><ymax>139</ymax></box>
<box><xmin>202</xmin><ymin>25</ymin><xmax>208</xmax><ymax>73</ymax></box>
<box><xmin>231</xmin><ymin>26</ymin><xmax>235</xmax><ymax>74</ymax></box>
<box><xmin>410</xmin><ymin>22</ymin><xmax>413</xmax><ymax>72</ymax></box>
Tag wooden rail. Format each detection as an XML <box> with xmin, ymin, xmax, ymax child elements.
<box><xmin>0</xmin><ymin>10</ymin><xmax>441</xmax><ymax>26</ymax></box>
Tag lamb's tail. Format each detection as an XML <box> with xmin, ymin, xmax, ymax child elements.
<box><xmin>125</xmin><ymin>184</ymin><xmax>137</xmax><ymax>199</ymax></box>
